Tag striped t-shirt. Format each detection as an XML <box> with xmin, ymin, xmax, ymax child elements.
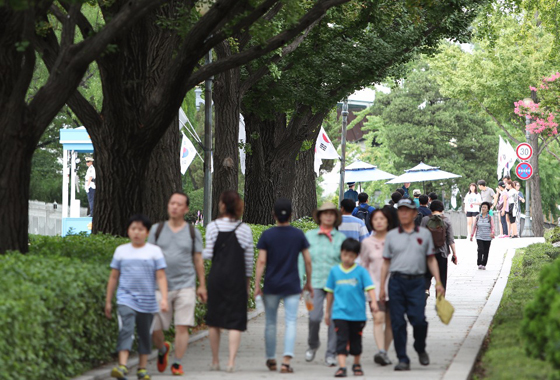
<box><xmin>475</xmin><ymin>214</ymin><xmax>493</xmax><ymax>241</ymax></box>
<box><xmin>203</xmin><ymin>218</ymin><xmax>254</xmax><ymax>277</ymax></box>
<box><xmin>339</xmin><ymin>215</ymin><xmax>370</xmax><ymax>242</ymax></box>
<box><xmin>110</xmin><ymin>242</ymin><xmax>167</xmax><ymax>313</ymax></box>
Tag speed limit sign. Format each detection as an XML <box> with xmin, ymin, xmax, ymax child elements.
<box><xmin>516</xmin><ymin>143</ymin><xmax>533</xmax><ymax>161</ymax></box>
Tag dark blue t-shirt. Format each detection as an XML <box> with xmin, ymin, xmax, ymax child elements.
<box><xmin>257</xmin><ymin>226</ymin><xmax>310</xmax><ymax>295</ymax></box>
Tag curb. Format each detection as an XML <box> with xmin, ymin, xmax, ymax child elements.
<box><xmin>73</xmin><ymin>309</ymin><xmax>264</xmax><ymax>380</ymax></box>
<box><xmin>441</xmin><ymin>248</ymin><xmax>516</xmax><ymax>380</ymax></box>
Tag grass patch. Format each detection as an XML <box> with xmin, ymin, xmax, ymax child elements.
<box><xmin>472</xmin><ymin>243</ymin><xmax>558</xmax><ymax>380</ymax></box>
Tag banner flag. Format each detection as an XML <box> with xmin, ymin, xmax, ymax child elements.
<box><xmin>180</xmin><ymin>132</ymin><xmax>197</xmax><ymax>175</ymax></box>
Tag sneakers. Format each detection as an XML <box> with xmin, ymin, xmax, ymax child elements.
<box><xmin>305</xmin><ymin>348</ymin><xmax>317</xmax><ymax>362</ymax></box>
<box><xmin>394</xmin><ymin>361</ymin><xmax>410</xmax><ymax>371</ymax></box>
<box><xmin>481</xmin><ymin>266</ymin><xmax>486</xmax><ymax>270</ymax></box>
<box><xmin>111</xmin><ymin>365</ymin><xmax>128</xmax><ymax>379</ymax></box>
<box><xmin>325</xmin><ymin>356</ymin><xmax>338</xmax><ymax>367</ymax></box>
<box><xmin>418</xmin><ymin>351</ymin><xmax>430</xmax><ymax>366</ymax></box>
<box><xmin>374</xmin><ymin>351</ymin><xmax>392</xmax><ymax>366</ymax></box>
<box><xmin>478</xmin><ymin>265</ymin><xmax>483</xmax><ymax>270</ymax></box>
<box><xmin>137</xmin><ymin>369</ymin><xmax>151</xmax><ymax>379</ymax></box>
<box><xmin>157</xmin><ymin>342</ymin><xmax>171</xmax><ymax>373</ymax></box>
<box><xmin>171</xmin><ymin>363</ymin><xmax>184</xmax><ymax>376</ymax></box>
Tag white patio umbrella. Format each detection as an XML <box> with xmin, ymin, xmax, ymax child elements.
<box><xmin>345</xmin><ymin>160</ymin><xmax>396</xmax><ymax>183</ymax></box>
<box><xmin>385</xmin><ymin>162</ymin><xmax>461</xmax><ymax>185</ymax></box>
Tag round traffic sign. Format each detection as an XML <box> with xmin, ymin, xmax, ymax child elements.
<box><xmin>515</xmin><ymin>162</ymin><xmax>533</xmax><ymax>180</ymax></box>
<box><xmin>516</xmin><ymin>143</ymin><xmax>533</xmax><ymax>161</ymax></box>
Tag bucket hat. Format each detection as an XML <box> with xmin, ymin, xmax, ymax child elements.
<box><xmin>313</xmin><ymin>202</ymin><xmax>342</xmax><ymax>227</ymax></box>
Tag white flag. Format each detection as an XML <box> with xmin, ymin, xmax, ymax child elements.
<box><xmin>504</xmin><ymin>140</ymin><xmax>517</xmax><ymax>177</ymax></box>
<box><xmin>180</xmin><ymin>132</ymin><xmax>197</xmax><ymax>175</ymax></box>
<box><xmin>239</xmin><ymin>114</ymin><xmax>246</xmax><ymax>175</ymax></box>
<box><xmin>497</xmin><ymin>136</ymin><xmax>507</xmax><ymax>180</ymax></box>
<box><xmin>315</xmin><ymin>127</ymin><xmax>339</xmax><ymax>159</ymax></box>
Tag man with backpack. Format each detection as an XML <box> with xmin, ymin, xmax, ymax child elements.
<box><xmin>352</xmin><ymin>192</ymin><xmax>375</xmax><ymax>233</ymax></box>
<box><xmin>420</xmin><ymin>200</ymin><xmax>456</xmax><ymax>298</ymax></box>
<box><xmin>148</xmin><ymin>192</ymin><xmax>206</xmax><ymax>376</ymax></box>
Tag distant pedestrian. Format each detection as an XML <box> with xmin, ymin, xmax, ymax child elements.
<box><xmin>470</xmin><ymin>202</ymin><xmax>495</xmax><ymax>270</ymax></box>
<box><xmin>506</xmin><ymin>180</ymin><xmax>519</xmax><ymax>238</ymax></box>
<box><xmin>495</xmin><ymin>181</ymin><xmax>509</xmax><ymax>238</ymax></box>
<box><xmin>105</xmin><ymin>214</ymin><xmax>168</xmax><ymax>380</ymax></box>
<box><xmin>149</xmin><ymin>193</ymin><xmax>205</xmax><ymax>376</ymax></box>
<box><xmin>412</xmin><ymin>189</ymin><xmax>421</xmax><ymax>207</ymax></box>
<box><xmin>325</xmin><ymin>238</ymin><xmax>378</xmax><ymax>377</ymax></box>
<box><xmin>388</xmin><ymin>192</ymin><xmax>402</xmax><ymax>230</ymax></box>
<box><xmin>515</xmin><ymin>182</ymin><xmax>525</xmax><ymax>234</ymax></box>
<box><xmin>352</xmin><ymin>192</ymin><xmax>375</xmax><ymax>233</ymax></box>
<box><xmin>339</xmin><ymin>199</ymin><xmax>370</xmax><ymax>242</ymax></box>
<box><xmin>477</xmin><ymin>180</ymin><xmax>495</xmax><ymax>214</ymax></box>
<box><xmin>254</xmin><ymin>198</ymin><xmax>313</xmax><ymax>373</ymax></box>
<box><xmin>396</xmin><ymin>188</ymin><xmax>405</xmax><ymax>198</ymax></box>
<box><xmin>343</xmin><ymin>182</ymin><xmax>359</xmax><ymax>203</ymax></box>
<box><xmin>463</xmin><ymin>183</ymin><xmax>481</xmax><ymax>238</ymax></box>
<box><xmin>379</xmin><ymin>198</ymin><xmax>445</xmax><ymax>371</ymax></box>
<box><xmin>417</xmin><ymin>195</ymin><xmax>432</xmax><ymax>217</ymax></box>
<box><xmin>401</xmin><ymin>183</ymin><xmax>411</xmax><ymax>198</ymax></box>
<box><xmin>421</xmin><ymin>200</ymin><xmax>457</xmax><ymax>296</ymax></box>
<box><xmin>203</xmin><ymin>190</ymin><xmax>254</xmax><ymax>372</ymax></box>
<box><xmin>428</xmin><ymin>192</ymin><xmax>438</xmax><ymax>204</ymax></box>
<box><xmin>302</xmin><ymin>202</ymin><xmax>346</xmax><ymax>367</ymax></box>
<box><xmin>360</xmin><ymin>207</ymin><xmax>394</xmax><ymax>367</ymax></box>
<box><xmin>85</xmin><ymin>157</ymin><xmax>96</xmax><ymax>217</ymax></box>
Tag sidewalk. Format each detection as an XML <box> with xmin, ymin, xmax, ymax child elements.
<box><xmin>86</xmin><ymin>237</ymin><xmax>543</xmax><ymax>380</ymax></box>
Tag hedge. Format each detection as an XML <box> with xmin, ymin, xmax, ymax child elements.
<box><xmin>2</xmin><ymin>218</ymin><xmax>318</xmax><ymax>379</ymax></box>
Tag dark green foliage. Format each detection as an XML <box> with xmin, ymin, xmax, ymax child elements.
<box><xmin>3</xmin><ymin>219</ymin><xmax>319</xmax><ymax>379</ymax></box>
<box><xmin>545</xmin><ymin>227</ymin><xmax>560</xmax><ymax>245</ymax></box>
<box><xmin>522</xmin><ymin>244</ymin><xmax>560</xmax><ymax>372</ymax></box>
<box><xmin>476</xmin><ymin>244</ymin><xmax>557</xmax><ymax>379</ymax></box>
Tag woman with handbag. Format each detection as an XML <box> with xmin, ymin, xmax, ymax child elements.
<box><xmin>203</xmin><ymin>190</ymin><xmax>254</xmax><ymax>372</ymax></box>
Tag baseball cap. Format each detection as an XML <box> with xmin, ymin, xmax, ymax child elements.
<box><xmin>85</xmin><ymin>157</ymin><xmax>94</xmax><ymax>162</ymax></box>
<box><xmin>397</xmin><ymin>198</ymin><xmax>417</xmax><ymax>209</ymax></box>
<box><xmin>498</xmin><ymin>181</ymin><xmax>505</xmax><ymax>188</ymax></box>
<box><xmin>413</xmin><ymin>189</ymin><xmax>421</xmax><ymax>196</ymax></box>
<box><xmin>274</xmin><ymin>198</ymin><xmax>292</xmax><ymax>222</ymax></box>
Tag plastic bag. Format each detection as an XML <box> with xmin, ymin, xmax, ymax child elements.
<box><xmin>436</xmin><ymin>295</ymin><xmax>455</xmax><ymax>325</ymax></box>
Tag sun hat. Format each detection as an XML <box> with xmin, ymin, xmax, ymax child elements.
<box><xmin>413</xmin><ymin>189</ymin><xmax>422</xmax><ymax>196</ymax></box>
<box><xmin>313</xmin><ymin>202</ymin><xmax>342</xmax><ymax>227</ymax></box>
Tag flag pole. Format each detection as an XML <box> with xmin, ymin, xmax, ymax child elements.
<box><xmin>338</xmin><ymin>98</ymin><xmax>349</xmax><ymax>205</ymax></box>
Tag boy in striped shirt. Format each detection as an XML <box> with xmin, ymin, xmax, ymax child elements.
<box><xmin>105</xmin><ymin>214</ymin><xmax>169</xmax><ymax>380</ymax></box>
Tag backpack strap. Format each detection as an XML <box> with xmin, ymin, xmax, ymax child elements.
<box><xmin>154</xmin><ymin>221</ymin><xmax>166</xmax><ymax>244</ymax></box>
<box><xmin>188</xmin><ymin>223</ymin><xmax>196</xmax><ymax>256</ymax></box>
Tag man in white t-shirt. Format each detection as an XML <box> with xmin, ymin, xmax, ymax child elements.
<box><xmin>85</xmin><ymin>157</ymin><xmax>96</xmax><ymax>217</ymax></box>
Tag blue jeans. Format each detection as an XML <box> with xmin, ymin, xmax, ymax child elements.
<box><xmin>263</xmin><ymin>293</ymin><xmax>300</xmax><ymax>359</ymax></box>
<box><xmin>389</xmin><ymin>276</ymin><xmax>428</xmax><ymax>364</ymax></box>
<box><xmin>500</xmin><ymin>213</ymin><xmax>508</xmax><ymax>235</ymax></box>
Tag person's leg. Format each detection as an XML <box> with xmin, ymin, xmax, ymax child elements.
<box><xmin>388</xmin><ymin>277</ymin><xmax>409</xmax><ymax>364</ymax></box>
<box><xmin>506</xmin><ymin>214</ymin><xmax>512</xmax><ymax>236</ymax></box>
<box><xmin>263</xmin><ymin>294</ymin><xmax>282</xmax><ymax>360</ymax></box>
<box><xmin>334</xmin><ymin>320</ymin><xmax>349</xmax><ymax>369</ymax></box>
<box><xmin>511</xmin><ymin>214</ymin><xmax>518</xmax><ymax>236</ymax></box>
<box><xmin>384</xmin><ymin>304</ymin><xmax>393</xmax><ymax>351</ymax></box>
<box><xmin>173</xmin><ymin>288</ymin><xmax>196</xmax><ymax>361</ymax></box>
<box><xmin>227</xmin><ymin>330</ymin><xmax>242</xmax><ymax>368</ymax></box>
<box><xmin>308</xmin><ymin>288</ymin><xmax>325</xmax><ymax>351</ymax></box>
<box><xmin>405</xmin><ymin>278</ymin><xmax>429</xmax><ymax>356</ymax></box>
<box><xmin>467</xmin><ymin>216</ymin><xmax>472</xmax><ymax>237</ymax></box>
<box><xmin>482</xmin><ymin>240</ymin><xmax>491</xmax><ymax>267</ymax></box>
<box><xmin>438</xmin><ymin>254</ymin><xmax>448</xmax><ymax>290</ymax></box>
<box><xmin>152</xmin><ymin>289</ymin><xmax>173</xmax><ymax>350</ymax></box>
<box><xmin>476</xmin><ymin>239</ymin><xmax>484</xmax><ymax>266</ymax></box>
<box><xmin>501</xmin><ymin>214</ymin><xmax>508</xmax><ymax>235</ymax></box>
<box><xmin>349</xmin><ymin>321</ymin><xmax>366</xmax><ymax>372</ymax></box>
<box><xmin>209</xmin><ymin>327</ymin><xmax>221</xmax><ymax>367</ymax></box>
<box><xmin>135</xmin><ymin>311</ymin><xmax>154</xmax><ymax>378</ymax></box>
<box><xmin>282</xmin><ymin>294</ymin><xmax>300</xmax><ymax>365</ymax></box>
<box><xmin>373</xmin><ymin>311</ymin><xmax>386</xmax><ymax>351</ymax></box>
<box><xmin>326</xmin><ymin>314</ymin><xmax>338</xmax><ymax>360</ymax></box>
<box><xmin>174</xmin><ymin>326</ymin><xmax>190</xmax><ymax>359</ymax></box>
<box><xmin>115</xmin><ymin>305</ymin><xmax>136</xmax><ymax>366</ymax></box>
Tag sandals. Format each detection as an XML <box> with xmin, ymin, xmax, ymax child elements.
<box><xmin>280</xmin><ymin>363</ymin><xmax>294</xmax><ymax>373</ymax></box>
<box><xmin>266</xmin><ymin>359</ymin><xmax>277</xmax><ymax>371</ymax></box>
<box><xmin>335</xmin><ymin>367</ymin><xmax>347</xmax><ymax>377</ymax></box>
<box><xmin>352</xmin><ymin>364</ymin><xmax>364</xmax><ymax>376</ymax></box>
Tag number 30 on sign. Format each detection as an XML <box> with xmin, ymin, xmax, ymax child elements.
<box><xmin>516</xmin><ymin>143</ymin><xmax>533</xmax><ymax>161</ymax></box>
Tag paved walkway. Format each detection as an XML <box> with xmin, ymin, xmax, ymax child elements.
<box><xmin>82</xmin><ymin>237</ymin><xmax>543</xmax><ymax>380</ymax></box>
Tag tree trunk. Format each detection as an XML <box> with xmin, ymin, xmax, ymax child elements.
<box><xmin>212</xmin><ymin>41</ymin><xmax>241</xmax><ymax>218</ymax></box>
<box><xmin>529</xmin><ymin>133</ymin><xmax>544</xmax><ymax>237</ymax></box>
<box><xmin>142</xmin><ymin>117</ymin><xmax>182</xmax><ymax>224</ymax></box>
<box><xmin>243</xmin><ymin>112</ymin><xmax>304</xmax><ymax>225</ymax></box>
<box><xmin>0</xmin><ymin>136</ymin><xmax>33</xmax><ymax>253</ymax></box>
<box><xmin>292</xmin><ymin>132</ymin><xmax>321</xmax><ymax>219</ymax></box>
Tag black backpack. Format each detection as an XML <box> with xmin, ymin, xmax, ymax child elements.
<box><xmin>355</xmin><ymin>206</ymin><xmax>373</xmax><ymax>232</ymax></box>
<box><xmin>414</xmin><ymin>212</ymin><xmax>424</xmax><ymax>227</ymax></box>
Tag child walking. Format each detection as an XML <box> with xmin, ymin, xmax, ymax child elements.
<box><xmin>325</xmin><ymin>238</ymin><xmax>378</xmax><ymax>377</ymax></box>
<box><xmin>105</xmin><ymin>214</ymin><xmax>169</xmax><ymax>380</ymax></box>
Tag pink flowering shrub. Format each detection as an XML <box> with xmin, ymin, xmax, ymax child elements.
<box><xmin>514</xmin><ymin>72</ymin><xmax>560</xmax><ymax>137</ymax></box>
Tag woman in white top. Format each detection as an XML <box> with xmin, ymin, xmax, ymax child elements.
<box><xmin>506</xmin><ymin>180</ymin><xmax>519</xmax><ymax>238</ymax></box>
<box><xmin>464</xmin><ymin>183</ymin><xmax>482</xmax><ymax>238</ymax></box>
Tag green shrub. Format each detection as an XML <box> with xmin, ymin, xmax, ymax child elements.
<box><xmin>522</xmin><ymin>253</ymin><xmax>560</xmax><ymax>370</ymax></box>
<box><xmin>544</xmin><ymin>226</ymin><xmax>560</xmax><ymax>245</ymax></box>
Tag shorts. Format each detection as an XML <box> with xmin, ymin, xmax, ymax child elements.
<box><xmin>466</xmin><ymin>212</ymin><xmax>479</xmax><ymax>217</ymax></box>
<box><xmin>334</xmin><ymin>320</ymin><xmax>366</xmax><ymax>356</ymax></box>
<box><xmin>508</xmin><ymin>210</ymin><xmax>516</xmax><ymax>223</ymax></box>
<box><xmin>116</xmin><ymin>305</ymin><xmax>153</xmax><ymax>354</ymax></box>
<box><xmin>153</xmin><ymin>288</ymin><xmax>196</xmax><ymax>330</ymax></box>
<box><xmin>366</xmin><ymin>294</ymin><xmax>390</xmax><ymax>312</ymax></box>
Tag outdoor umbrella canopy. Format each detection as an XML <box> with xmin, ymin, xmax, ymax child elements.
<box><xmin>345</xmin><ymin>160</ymin><xmax>396</xmax><ymax>183</ymax></box>
<box><xmin>385</xmin><ymin>162</ymin><xmax>461</xmax><ymax>184</ymax></box>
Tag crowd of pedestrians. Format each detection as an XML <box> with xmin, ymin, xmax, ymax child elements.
<box><xmin>105</xmin><ymin>177</ymin><xmax>521</xmax><ymax>379</ymax></box>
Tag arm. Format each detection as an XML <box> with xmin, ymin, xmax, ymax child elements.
<box><xmin>490</xmin><ymin>217</ymin><xmax>495</xmax><ymax>238</ymax></box>
<box><xmin>301</xmin><ymin>248</ymin><xmax>314</xmax><ymax>297</ymax></box>
<box><xmin>378</xmin><ymin>259</ymin><xmax>390</xmax><ymax>303</ymax></box>
<box><xmin>470</xmin><ymin>217</ymin><xmax>477</xmax><ymax>241</ymax></box>
<box><xmin>194</xmin><ymin>253</ymin><xmax>207</xmax><ymax>303</ymax></box>
<box><xmin>427</xmin><ymin>255</ymin><xmax>445</xmax><ymax>297</ymax></box>
<box><xmin>367</xmin><ymin>288</ymin><xmax>379</xmax><ymax>313</ymax></box>
<box><xmin>156</xmin><ymin>269</ymin><xmax>168</xmax><ymax>312</ymax></box>
<box><xmin>254</xmin><ymin>249</ymin><xmax>267</xmax><ymax>298</ymax></box>
<box><xmin>324</xmin><ymin>292</ymin><xmax>334</xmax><ymax>325</ymax></box>
<box><xmin>105</xmin><ymin>269</ymin><xmax>119</xmax><ymax>319</ymax></box>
